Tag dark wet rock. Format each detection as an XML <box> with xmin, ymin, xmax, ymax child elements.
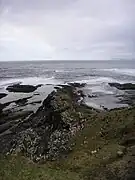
<box><xmin>0</xmin><ymin>103</ymin><xmax>5</xmax><ymax>113</ymax></box>
<box><xmin>0</xmin><ymin>119</ymin><xmax>7</xmax><ymax>125</ymax></box>
<box><xmin>88</xmin><ymin>94</ymin><xmax>97</xmax><ymax>98</ymax></box>
<box><xmin>36</xmin><ymin>84</ymin><xmax>43</xmax><ymax>88</ymax></box>
<box><xmin>0</xmin><ymin>110</ymin><xmax>33</xmax><ymax>126</ymax></box>
<box><xmin>15</xmin><ymin>96</ymin><xmax>32</xmax><ymax>106</ymax></box>
<box><xmin>0</xmin><ymin>122</ymin><xmax>17</xmax><ymax>134</ymax></box>
<box><xmin>68</xmin><ymin>82</ymin><xmax>86</xmax><ymax>88</ymax></box>
<box><xmin>34</xmin><ymin>93</ymin><xmax>40</xmax><ymax>96</ymax></box>
<box><xmin>118</xmin><ymin>93</ymin><xmax>135</xmax><ymax>106</ymax></box>
<box><xmin>46</xmin><ymin>83</ymin><xmax>53</xmax><ymax>86</ymax></box>
<box><xmin>1</xmin><ymin>96</ymin><xmax>33</xmax><ymax>112</ymax></box>
<box><xmin>0</xmin><ymin>95</ymin><xmax>34</xmax><ymax>112</ymax></box>
<box><xmin>0</xmin><ymin>101</ymin><xmax>16</xmax><ymax>112</ymax></box>
<box><xmin>58</xmin><ymin>84</ymin><xmax>70</xmax><ymax>88</ymax></box>
<box><xmin>0</xmin><ymin>93</ymin><xmax>7</xmax><ymax>99</ymax></box>
<box><xmin>109</xmin><ymin>83</ymin><xmax>135</xmax><ymax>106</ymax></box>
<box><xmin>0</xmin><ymin>104</ymin><xmax>2</xmax><ymax>113</ymax></box>
<box><xmin>6</xmin><ymin>84</ymin><xmax>41</xmax><ymax>93</ymax></box>
<box><xmin>100</xmin><ymin>105</ymin><xmax>108</xmax><ymax>111</ymax></box>
<box><xmin>109</xmin><ymin>83</ymin><xmax>135</xmax><ymax>90</ymax></box>
<box><xmin>77</xmin><ymin>90</ymin><xmax>86</xmax><ymax>98</ymax></box>
<box><xmin>6</xmin><ymin>111</ymin><xmax>33</xmax><ymax>121</ymax></box>
<box><xmin>54</xmin><ymin>86</ymin><xmax>61</xmax><ymax>90</ymax></box>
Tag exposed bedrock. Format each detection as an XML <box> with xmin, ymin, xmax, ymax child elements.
<box><xmin>6</xmin><ymin>84</ymin><xmax>42</xmax><ymax>93</ymax></box>
<box><xmin>109</xmin><ymin>83</ymin><xmax>135</xmax><ymax>90</ymax></box>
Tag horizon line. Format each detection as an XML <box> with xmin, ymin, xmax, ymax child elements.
<box><xmin>0</xmin><ymin>59</ymin><xmax>134</xmax><ymax>62</ymax></box>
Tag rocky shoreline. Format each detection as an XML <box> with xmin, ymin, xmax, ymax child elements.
<box><xmin>0</xmin><ymin>83</ymin><xmax>89</xmax><ymax>161</ymax></box>
<box><xmin>0</xmin><ymin>82</ymin><xmax>135</xmax><ymax>179</ymax></box>
<box><xmin>109</xmin><ymin>82</ymin><xmax>135</xmax><ymax>106</ymax></box>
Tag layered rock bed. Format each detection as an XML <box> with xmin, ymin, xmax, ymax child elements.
<box><xmin>0</xmin><ymin>83</ymin><xmax>90</xmax><ymax>162</ymax></box>
<box><xmin>109</xmin><ymin>82</ymin><xmax>135</xmax><ymax>106</ymax></box>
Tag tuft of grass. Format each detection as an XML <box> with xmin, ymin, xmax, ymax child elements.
<box><xmin>0</xmin><ymin>155</ymin><xmax>82</xmax><ymax>180</ymax></box>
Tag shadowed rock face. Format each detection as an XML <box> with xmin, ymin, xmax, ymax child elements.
<box><xmin>109</xmin><ymin>83</ymin><xmax>135</xmax><ymax>90</ymax></box>
<box><xmin>6</xmin><ymin>84</ymin><xmax>42</xmax><ymax>93</ymax></box>
<box><xmin>0</xmin><ymin>93</ymin><xmax>7</xmax><ymax>99</ymax></box>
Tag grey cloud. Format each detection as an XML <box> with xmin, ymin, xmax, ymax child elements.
<box><xmin>0</xmin><ymin>0</ymin><xmax>135</xmax><ymax>60</ymax></box>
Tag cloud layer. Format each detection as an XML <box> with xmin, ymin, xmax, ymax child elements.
<box><xmin>0</xmin><ymin>0</ymin><xmax>135</xmax><ymax>60</ymax></box>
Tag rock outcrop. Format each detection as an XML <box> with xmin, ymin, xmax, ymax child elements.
<box><xmin>0</xmin><ymin>84</ymin><xmax>86</xmax><ymax>162</ymax></box>
<box><xmin>68</xmin><ymin>82</ymin><xmax>86</xmax><ymax>88</ymax></box>
<box><xmin>109</xmin><ymin>83</ymin><xmax>135</xmax><ymax>90</ymax></box>
<box><xmin>6</xmin><ymin>84</ymin><xmax>42</xmax><ymax>93</ymax></box>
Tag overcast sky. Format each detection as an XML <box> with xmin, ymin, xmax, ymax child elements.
<box><xmin>0</xmin><ymin>0</ymin><xmax>135</xmax><ymax>61</ymax></box>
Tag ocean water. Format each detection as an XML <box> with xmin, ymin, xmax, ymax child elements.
<box><xmin>0</xmin><ymin>60</ymin><xmax>135</xmax><ymax>109</ymax></box>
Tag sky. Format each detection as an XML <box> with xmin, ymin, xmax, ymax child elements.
<box><xmin>0</xmin><ymin>0</ymin><xmax>135</xmax><ymax>61</ymax></box>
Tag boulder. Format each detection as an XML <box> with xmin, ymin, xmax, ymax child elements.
<box><xmin>6</xmin><ymin>84</ymin><xmax>41</xmax><ymax>93</ymax></box>
<box><xmin>117</xmin><ymin>150</ymin><xmax>124</xmax><ymax>157</ymax></box>
<box><xmin>77</xmin><ymin>90</ymin><xmax>86</xmax><ymax>98</ymax></box>
<box><xmin>0</xmin><ymin>93</ymin><xmax>7</xmax><ymax>99</ymax></box>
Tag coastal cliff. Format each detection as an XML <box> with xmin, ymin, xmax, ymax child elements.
<box><xmin>0</xmin><ymin>83</ymin><xmax>135</xmax><ymax>180</ymax></box>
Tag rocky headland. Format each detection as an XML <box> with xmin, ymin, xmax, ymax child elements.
<box><xmin>0</xmin><ymin>82</ymin><xmax>135</xmax><ymax>180</ymax></box>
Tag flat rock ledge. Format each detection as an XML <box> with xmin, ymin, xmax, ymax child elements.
<box><xmin>109</xmin><ymin>83</ymin><xmax>135</xmax><ymax>90</ymax></box>
<box><xmin>6</xmin><ymin>84</ymin><xmax>42</xmax><ymax>93</ymax></box>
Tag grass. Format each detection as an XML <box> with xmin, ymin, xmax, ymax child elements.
<box><xmin>0</xmin><ymin>155</ymin><xmax>82</xmax><ymax>180</ymax></box>
<box><xmin>0</xmin><ymin>106</ymin><xmax>135</xmax><ymax>179</ymax></box>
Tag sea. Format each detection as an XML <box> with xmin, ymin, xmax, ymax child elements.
<box><xmin>0</xmin><ymin>60</ymin><xmax>135</xmax><ymax>109</ymax></box>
